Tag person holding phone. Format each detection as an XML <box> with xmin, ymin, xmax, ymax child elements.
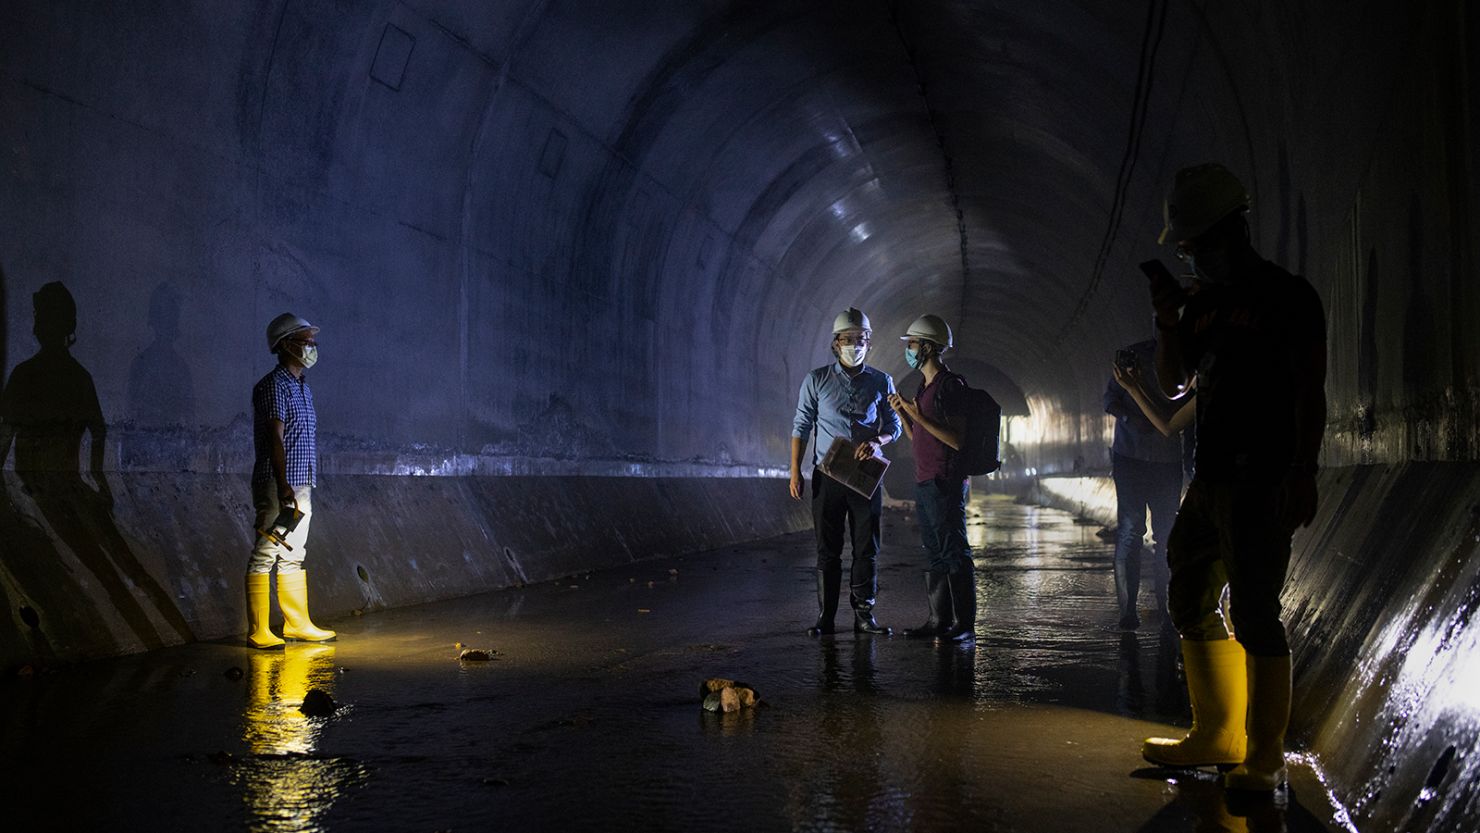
<box><xmin>887</xmin><ymin>314</ymin><xmax>976</xmax><ymax>645</ymax></box>
<box><xmin>1137</xmin><ymin>164</ymin><xmax>1327</xmax><ymax>793</ymax></box>
<box><xmin>1103</xmin><ymin>337</ymin><xmax>1186</xmax><ymax>630</ymax></box>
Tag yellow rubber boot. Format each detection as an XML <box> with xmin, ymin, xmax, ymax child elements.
<box><xmin>1142</xmin><ymin>637</ymin><xmax>1248</xmax><ymax>767</ymax></box>
<box><xmin>1224</xmin><ymin>653</ymin><xmax>1291</xmax><ymax>791</ymax></box>
<box><xmin>245</xmin><ymin>573</ymin><xmax>285</xmax><ymax>649</ymax></box>
<box><xmin>277</xmin><ymin>570</ymin><xmax>337</xmax><ymax>642</ymax></box>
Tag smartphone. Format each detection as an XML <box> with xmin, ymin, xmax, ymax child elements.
<box><xmin>1140</xmin><ymin>258</ymin><xmax>1189</xmax><ymax>308</ymax></box>
<box><xmin>1114</xmin><ymin>348</ymin><xmax>1137</xmax><ymax>371</ymax></box>
<box><xmin>1138</xmin><ymin>259</ymin><xmax>1176</xmax><ymax>283</ymax></box>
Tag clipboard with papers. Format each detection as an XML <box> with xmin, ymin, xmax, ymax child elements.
<box><xmin>818</xmin><ymin>436</ymin><xmax>889</xmax><ymax>499</ymax></box>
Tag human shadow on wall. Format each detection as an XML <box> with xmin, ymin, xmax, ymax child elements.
<box><xmin>0</xmin><ymin>281</ymin><xmax>194</xmax><ymax>652</ymax></box>
<box><xmin>0</xmin><ymin>262</ymin><xmax>90</xmax><ymax>669</ymax></box>
<box><xmin>127</xmin><ymin>281</ymin><xmax>195</xmax><ymax>430</ymax></box>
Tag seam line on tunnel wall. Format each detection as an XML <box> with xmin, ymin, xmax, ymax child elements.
<box><xmin>887</xmin><ymin>1</ymin><xmax>972</xmax><ymax>320</ymax></box>
<box><xmin>1055</xmin><ymin>0</ymin><xmax>1169</xmax><ymax>342</ymax></box>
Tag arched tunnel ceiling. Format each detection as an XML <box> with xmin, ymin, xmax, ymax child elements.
<box><xmin>485</xmin><ymin>0</ymin><xmax>1293</xmax><ymax>414</ymax></box>
<box><xmin>0</xmin><ymin>0</ymin><xmax>1441</xmax><ymax>473</ymax></box>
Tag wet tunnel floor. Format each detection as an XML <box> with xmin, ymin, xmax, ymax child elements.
<box><xmin>2</xmin><ymin>495</ymin><xmax>1349</xmax><ymax>832</ymax></box>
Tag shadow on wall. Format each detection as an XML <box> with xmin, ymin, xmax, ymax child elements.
<box><xmin>122</xmin><ymin>281</ymin><xmax>199</xmax><ymax>472</ymax></box>
<box><xmin>0</xmin><ymin>279</ymin><xmax>194</xmax><ymax>666</ymax></box>
<box><xmin>128</xmin><ymin>281</ymin><xmax>196</xmax><ymax>430</ymax></box>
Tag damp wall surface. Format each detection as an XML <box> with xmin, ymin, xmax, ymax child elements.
<box><xmin>1036</xmin><ymin>467</ymin><xmax>1480</xmax><ymax>833</ymax></box>
<box><xmin>0</xmin><ymin>470</ymin><xmax>810</xmax><ymax>667</ymax></box>
<box><xmin>1</xmin><ymin>1</ymin><xmax>1472</xmax><ymax>483</ymax></box>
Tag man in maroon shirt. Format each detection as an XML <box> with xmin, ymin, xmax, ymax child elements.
<box><xmin>887</xmin><ymin>314</ymin><xmax>975</xmax><ymax>645</ymax></box>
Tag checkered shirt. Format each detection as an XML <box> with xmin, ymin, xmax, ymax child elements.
<box><xmin>252</xmin><ymin>364</ymin><xmax>317</xmax><ymax>488</ymax></box>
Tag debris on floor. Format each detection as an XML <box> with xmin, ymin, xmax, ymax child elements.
<box><xmin>299</xmin><ymin>688</ymin><xmax>337</xmax><ymax>717</ymax></box>
<box><xmin>699</xmin><ymin>677</ymin><xmax>760</xmax><ymax>713</ymax></box>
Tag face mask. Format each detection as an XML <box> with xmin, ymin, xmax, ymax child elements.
<box><xmin>905</xmin><ymin>346</ymin><xmax>926</xmax><ymax>370</ymax></box>
<box><xmin>293</xmin><ymin>344</ymin><xmax>319</xmax><ymax>369</ymax></box>
<box><xmin>838</xmin><ymin>344</ymin><xmax>867</xmax><ymax>368</ymax></box>
<box><xmin>1181</xmin><ymin>236</ymin><xmax>1233</xmax><ymax>285</ymax></box>
<box><xmin>1183</xmin><ymin>253</ymin><xmax>1212</xmax><ymax>283</ymax></box>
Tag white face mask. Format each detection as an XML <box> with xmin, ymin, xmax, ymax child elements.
<box><xmin>292</xmin><ymin>344</ymin><xmax>319</xmax><ymax>369</ymax></box>
<box><xmin>838</xmin><ymin>344</ymin><xmax>867</xmax><ymax>368</ymax></box>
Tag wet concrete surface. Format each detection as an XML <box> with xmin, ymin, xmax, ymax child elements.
<box><xmin>1</xmin><ymin>495</ymin><xmax>1349</xmax><ymax>832</ymax></box>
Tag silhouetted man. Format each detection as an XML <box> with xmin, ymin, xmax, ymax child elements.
<box><xmin>789</xmin><ymin>308</ymin><xmax>900</xmax><ymax>636</ymax></box>
<box><xmin>1139</xmin><ymin>164</ymin><xmax>1327</xmax><ymax>793</ymax></box>
<box><xmin>245</xmin><ymin>313</ymin><xmax>336</xmax><ymax>648</ymax></box>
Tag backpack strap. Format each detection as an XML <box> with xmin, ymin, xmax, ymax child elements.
<box><xmin>935</xmin><ymin>371</ymin><xmax>966</xmax><ymax>425</ymax></box>
<box><xmin>915</xmin><ymin>371</ymin><xmax>966</xmax><ymax>423</ymax></box>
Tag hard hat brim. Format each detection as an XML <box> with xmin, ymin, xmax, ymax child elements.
<box><xmin>268</xmin><ymin>322</ymin><xmax>320</xmax><ymax>351</ymax></box>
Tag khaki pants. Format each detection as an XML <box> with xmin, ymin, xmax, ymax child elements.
<box><xmin>248</xmin><ymin>483</ymin><xmax>313</xmax><ymax>575</ymax></box>
<box><xmin>1165</xmin><ymin>477</ymin><xmax>1292</xmax><ymax>656</ymax></box>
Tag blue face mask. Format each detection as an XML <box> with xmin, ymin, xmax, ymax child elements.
<box><xmin>905</xmin><ymin>346</ymin><xmax>925</xmax><ymax>370</ymax></box>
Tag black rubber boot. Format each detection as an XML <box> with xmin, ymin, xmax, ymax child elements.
<box><xmin>852</xmin><ymin>599</ymin><xmax>891</xmax><ymax>635</ymax></box>
<box><xmin>903</xmin><ymin>572</ymin><xmax>952</xmax><ymax>638</ymax></box>
<box><xmin>807</xmin><ymin>566</ymin><xmax>841</xmax><ymax>636</ymax></box>
<box><xmin>939</xmin><ymin>567</ymin><xmax>977</xmax><ymax>644</ymax></box>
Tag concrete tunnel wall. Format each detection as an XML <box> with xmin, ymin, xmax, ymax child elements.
<box><xmin>1</xmin><ymin>2</ymin><xmax>1478</xmax><ymax>830</ymax></box>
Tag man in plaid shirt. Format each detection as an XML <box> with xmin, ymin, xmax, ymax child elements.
<box><xmin>244</xmin><ymin>312</ymin><xmax>337</xmax><ymax>648</ymax></box>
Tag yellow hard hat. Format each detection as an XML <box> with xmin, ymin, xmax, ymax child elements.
<box><xmin>1159</xmin><ymin>163</ymin><xmax>1250</xmax><ymax>244</ymax></box>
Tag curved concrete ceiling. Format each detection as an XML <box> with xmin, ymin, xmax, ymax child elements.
<box><xmin>1</xmin><ymin>0</ymin><xmax>1468</xmax><ymax>473</ymax></box>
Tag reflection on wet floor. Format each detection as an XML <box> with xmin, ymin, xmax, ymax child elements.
<box><xmin>1</xmin><ymin>495</ymin><xmax>1347</xmax><ymax>832</ymax></box>
<box><xmin>237</xmin><ymin>645</ymin><xmax>367</xmax><ymax>832</ymax></box>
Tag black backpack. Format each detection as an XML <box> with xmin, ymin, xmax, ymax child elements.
<box><xmin>930</xmin><ymin>373</ymin><xmax>1003</xmax><ymax>476</ymax></box>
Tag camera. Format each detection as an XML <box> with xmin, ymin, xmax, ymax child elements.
<box><xmin>1114</xmin><ymin>349</ymin><xmax>1137</xmax><ymax>372</ymax></box>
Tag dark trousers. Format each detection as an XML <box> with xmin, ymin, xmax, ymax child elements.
<box><xmin>811</xmin><ymin>467</ymin><xmax>883</xmax><ymax>608</ymax></box>
<box><xmin>1111</xmin><ymin>454</ymin><xmax>1182</xmax><ymax>619</ymax></box>
<box><xmin>1166</xmin><ymin>478</ymin><xmax>1293</xmax><ymax>656</ymax></box>
<box><xmin>915</xmin><ymin>478</ymin><xmax>972</xmax><ymax>575</ymax></box>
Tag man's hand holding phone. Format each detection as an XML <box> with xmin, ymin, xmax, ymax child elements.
<box><xmin>1140</xmin><ymin>259</ymin><xmax>1186</xmax><ymax>329</ymax></box>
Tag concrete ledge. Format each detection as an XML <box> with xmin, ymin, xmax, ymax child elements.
<box><xmin>1029</xmin><ymin>473</ymin><xmax>1117</xmax><ymax>528</ymax></box>
<box><xmin>1285</xmin><ymin>463</ymin><xmax>1479</xmax><ymax>832</ymax></box>
<box><xmin>6</xmin><ymin>463</ymin><xmax>1476</xmax><ymax>831</ymax></box>
<box><xmin>0</xmin><ymin>472</ymin><xmax>808</xmax><ymax>670</ymax></box>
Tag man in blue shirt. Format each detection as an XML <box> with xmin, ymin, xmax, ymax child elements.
<box><xmin>1103</xmin><ymin>338</ymin><xmax>1186</xmax><ymax>630</ymax></box>
<box><xmin>790</xmin><ymin>308</ymin><xmax>902</xmax><ymax>636</ymax></box>
<box><xmin>244</xmin><ymin>312</ymin><xmax>337</xmax><ymax>648</ymax></box>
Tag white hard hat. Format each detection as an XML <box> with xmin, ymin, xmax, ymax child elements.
<box><xmin>900</xmin><ymin>314</ymin><xmax>953</xmax><ymax>349</ymax></box>
<box><xmin>266</xmin><ymin>312</ymin><xmax>319</xmax><ymax>352</ymax></box>
<box><xmin>832</xmin><ymin>307</ymin><xmax>871</xmax><ymax>334</ymax></box>
<box><xmin>1159</xmin><ymin>163</ymin><xmax>1250</xmax><ymax>244</ymax></box>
